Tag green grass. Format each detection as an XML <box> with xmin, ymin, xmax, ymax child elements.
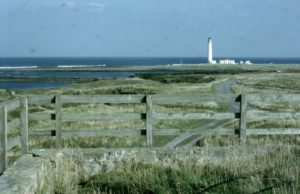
<box><xmin>11</xmin><ymin>70</ymin><xmax>300</xmax><ymax>150</ymax></box>
<box><xmin>36</xmin><ymin>146</ymin><xmax>300</xmax><ymax>194</ymax></box>
<box><xmin>3</xmin><ymin>64</ymin><xmax>300</xmax><ymax>193</ymax></box>
<box><xmin>24</xmin><ymin>81</ymin><xmax>224</xmax><ymax>149</ymax></box>
<box><xmin>98</xmin><ymin>146</ymin><xmax>296</xmax><ymax>194</ymax></box>
<box><xmin>232</xmin><ymin>73</ymin><xmax>300</xmax><ymax>93</ymax></box>
<box><xmin>0</xmin><ymin>89</ymin><xmax>14</xmax><ymax>103</ymax></box>
<box><xmin>136</xmin><ymin>73</ymin><xmax>216</xmax><ymax>83</ymax></box>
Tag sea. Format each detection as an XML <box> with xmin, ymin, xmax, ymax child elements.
<box><xmin>0</xmin><ymin>57</ymin><xmax>300</xmax><ymax>90</ymax></box>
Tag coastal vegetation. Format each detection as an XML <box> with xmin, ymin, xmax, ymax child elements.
<box><xmin>79</xmin><ymin>146</ymin><xmax>299</xmax><ymax>194</ymax></box>
<box><xmin>2</xmin><ymin>64</ymin><xmax>300</xmax><ymax>193</ymax></box>
<box><xmin>36</xmin><ymin>145</ymin><xmax>300</xmax><ymax>194</ymax></box>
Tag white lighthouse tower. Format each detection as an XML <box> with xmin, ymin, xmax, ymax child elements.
<box><xmin>208</xmin><ymin>37</ymin><xmax>213</xmax><ymax>64</ymax></box>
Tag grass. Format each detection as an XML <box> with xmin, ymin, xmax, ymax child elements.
<box><xmin>232</xmin><ymin>73</ymin><xmax>300</xmax><ymax>94</ymax></box>
<box><xmin>2</xmin><ymin>64</ymin><xmax>300</xmax><ymax>193</ymax></box>
<box><xmin>4</xmin><ymin>67</ymin><xmax>300</xmax><ymax>150</ymax></box>
<box><xmin>36</xmin><ymin>152</ymin><xmax>85</xmax><ymax>194</ymax></box>
<box><xmin>136</xmin><ymin>73</ymin><xmax>216</xmax><ymax>83</ymax></box>
<box><xmin>25</xmin><ymin>98</ymin><xmax>220</xmax><ymax>149</ymax></box>
<box><xmin>36</xmin><ymin>145</ymin><xmax>300</xmax><ymax>194</ymax></box>
<box><xmin>21</xmin><ymin>75</ymin><xmax>223</xmax><ymax>149</ymax></box>
<box><xmin>0</xmin><ymin>89</ymin><xmax>14</xmax><ymax>103</ymax></box>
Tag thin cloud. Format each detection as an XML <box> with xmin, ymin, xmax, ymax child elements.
<box><xmin>87</xmin><ymin>2</ymin><xmax>106</xmax><ymax>12</ymax></box>
<box><xmin>46</xmin><ymin>1</ymin><xmax>106</xmax><ymax>13</ymax></box>
<box><xmin>60</xmin><ymin>1</ymin><xmax>75</xmax><ymax>8</ymax></box>
<box><xmin>46</xmin><ymin>1</ymin><xmax>75</xmax><ymax>8</ymax></box>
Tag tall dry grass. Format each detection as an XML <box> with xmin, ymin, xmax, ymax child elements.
<box><xmin>36</xmin><ymin>152</ymin><xmax>85</xmax><ymax>194</ymax></box>
<box><xmin>36</xmin><ymin>145</ymin><xmax>300</xmax><ymax>194</ymax></box>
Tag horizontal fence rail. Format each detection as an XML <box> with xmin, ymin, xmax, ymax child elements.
<box><xmin>153</xmin><ymin>112</ymin><xmax>236</xmax><ymax>120</ymax></box>
<box><xmin>241</xmin><ymin>94</ymin><xmax>300</xmax><ymax>143</ymax></box>
<box><xmin>63</xmin><ymin>113</ymin><xmax>145</xmax><ymax>121</ymax></box>
<box><xmin>1</xmin><ymin>93</ymin><xmax>300</xmax><ymax>175</ymax></box>
<box><xmin>152</xmin><ymin>94</ymin><xmax>240</xmax><ymax>104</ymax></box>
<box><xmin>247</xmin><ymin>94</ymin><xmax>300</xmax><ymax>102</ymax></box>
<box><xmin>247</xmin><ymin>112</ymin><xmax>300</xmax><ymax>120</ymax></box>
<box><xmin>61</xmin><ymin>95</ymin><xmax>145</xmax><ymax>104</ymax></box>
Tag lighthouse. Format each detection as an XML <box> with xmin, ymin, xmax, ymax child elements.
<box><xmin>208</xmin><ymin>37</ymin><xmax>213</xmax><ymax>64</ymax></box>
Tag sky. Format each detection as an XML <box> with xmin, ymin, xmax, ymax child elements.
<box><xmin>0</xmin><ymin>0</ymin><xmax>299</xmax><ymax>58</ymax></box>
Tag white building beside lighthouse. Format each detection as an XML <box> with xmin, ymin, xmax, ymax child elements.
<box><xmin>206</xmin><ymin>37</ymin><xmax>252</xmax><ymax>65</ymax></box>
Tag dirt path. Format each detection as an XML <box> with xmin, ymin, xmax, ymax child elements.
<box><xmin>216</xmin><ymin>79</ymin><xmax>237</xmax><ymax>94</ymax></box>
<box><xmin>163</xmin><ymin>79</ymin><xmax>238</xmax><ymax>149</ymax></box>
<box><xmin>216</xmin><ymin>79</ymin><xmax>239</xmax><ymax>112</ymax></box>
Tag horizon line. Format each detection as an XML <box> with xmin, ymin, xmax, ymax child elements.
<box><xmin>1</xmin><ymin>56</ymin><xmax>300</xmax><ymax>59</ymax></box>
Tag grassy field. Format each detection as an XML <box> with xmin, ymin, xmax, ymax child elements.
<box><xmin>79</xmin><ymin>147</ymin><xmax>300</xmax><ymax>194</ymax></box>
<box><xmin>11</xmin><ymin>65</ymin><xmax>299</xmax><ymax>148</ymax></box>
<box><xmin>2</xmin><ymin>63</ymin><xmax>300</xmax><ymax>193</ymax></box>
<box><xmin>36</xmin><ymin>145</ymin><xmax>300</xmax><ymax>194</ymax></box>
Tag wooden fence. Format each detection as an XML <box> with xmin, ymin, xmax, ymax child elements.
<box><xmin>0</xmin><ymin>98</ymin><xmax>27</xmax><ymax>175</ymax></box>
<box><xmin>1</xmin><ymin>93</ymin><xmax>300</xmax><ymax>174</ymax></box>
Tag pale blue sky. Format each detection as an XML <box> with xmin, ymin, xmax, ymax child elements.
<box><xmin>0</xmin><ymin>0</ymin><xmax>299</xmax><ymax>57</ymax></box>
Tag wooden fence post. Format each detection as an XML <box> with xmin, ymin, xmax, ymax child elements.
<box><xmin>239</xmin><ymin>94</ymin><xmax>248</xmax><ymax>144</ymax></box>
<box><xmin>146</xmin><ymin>95</ymin><xmax>153</xmax><ymax>146</ymax></box>
<box><xmin>0</xmin><ymin>105</ymin><xmax>8</xmax><ymax>174</ymax></box>
<box><xmin>20</xmin><ymin>97</ymin><xmax>29</xmax><ymax>154</ymax></box>
<box><xmin>55</xmin><ymin>95</ymin><xmax>62</xmax><ymax>148</ymax></box>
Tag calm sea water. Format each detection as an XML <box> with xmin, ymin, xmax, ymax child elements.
<box><xmin>1</xmin><ymin>57</ymin><xmax>300</xmax><ymax>68</ymax></box>
<box><xmin>0</xmin><ymin>57</ymin><xmax>300</xmax><ymax>90</ymax></box>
